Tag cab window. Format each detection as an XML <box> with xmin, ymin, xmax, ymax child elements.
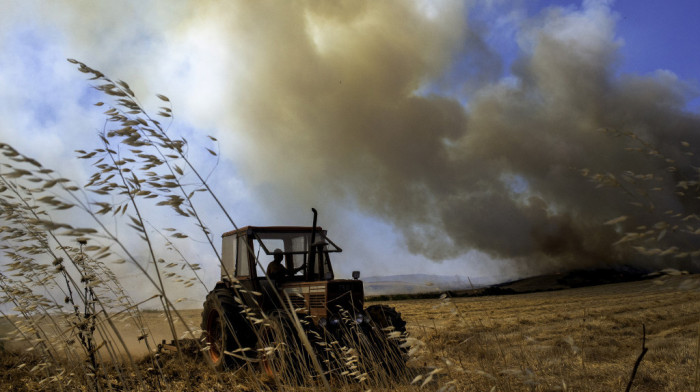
<box><xmin>221</xmin><ymin>234</ymin><xmax>237</xmax><ymax>279</ymax></box>
<box><xmin>236</xmin><ymin>235</ymin><xmax>250</xmax><ymax>277</ymax></box>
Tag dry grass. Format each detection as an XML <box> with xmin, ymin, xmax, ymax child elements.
<box><xmin>3</xmin><ymin>276</ymin><xmax>697</xmax><ymax>391</ymax></box>
<box><xmin>386</xmin><ymin>274</ymin><xmax>700</xmax><ymax>391</ymax></box>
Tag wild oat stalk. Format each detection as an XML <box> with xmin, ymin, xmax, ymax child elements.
<box><xmin>584</xmin><ymin>128</ymin><xmax>700</xmax><ymax>264</ymax></box>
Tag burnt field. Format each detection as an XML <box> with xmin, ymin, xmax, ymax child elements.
<box><xmin>2</xmin><ymin>273</ymin><xmax>699</xmax><ymax>391</ymax></box>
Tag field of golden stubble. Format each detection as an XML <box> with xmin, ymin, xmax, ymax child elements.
<box><xmin>385</xmin><ymin>274</ymin><xmax>700</xmax><ymax>391</ymax></box>
<box><xmin>2</xmin><ymin>274</ymin><xmax>699</xmax><ymax>392</ymax></box>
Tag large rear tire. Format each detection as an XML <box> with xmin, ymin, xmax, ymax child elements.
<box><xmin>201</xmin><ymin>288</ymin><xmax>255</xmax><ymax>370</ymax></box>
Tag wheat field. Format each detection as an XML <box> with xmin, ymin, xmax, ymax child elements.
<box><xmin>390</xmin><ymin>274</ymin><xmax>700</xmax><ymax>391</ymax></box>
<box><xmin>3</xmin><ymin>273</ymin><xmax>698</xmax><ymax>391</ymax></box>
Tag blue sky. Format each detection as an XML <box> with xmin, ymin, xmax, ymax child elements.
<box><xmin>1</xmin><ymin>0</ymin><xmax>699</xmax><ymax>305</ymax></box>
<box><xmin>526</xmin><ymin>1</ymin><xmax>700</xmax><ymax>84</ymax></box>
<box><xmin>447</xmin><ymin>1</ymin><xmax>700</xmax><ymax>108</ymax></box>
<box><xmin>614</xmin><ymin>1</ymin><xmax>700</xmax><ymax>82</ymax></box>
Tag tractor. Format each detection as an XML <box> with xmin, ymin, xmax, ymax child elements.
<box><xmin>201</xmin><ymin>209</ymin><xmax>408</xmax><ymax>378</ymax></box>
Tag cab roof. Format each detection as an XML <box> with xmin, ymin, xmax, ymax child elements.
<box><xmin>221</xmin><ymin>226</ymin><xmax>324</xmax><ymax>238</ymax></box>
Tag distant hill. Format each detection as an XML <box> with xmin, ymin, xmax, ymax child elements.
<box><xmin>362</xmin><ymin>274</ymin><xmax>495</xmax><ymax>296</ymax></box>
<box><xmin>362</xmin><ymin>266</ymin><xmax>668</xmax><ymax>299</ymax></box>
<box><xmin>491</xmin><ymin>266</ymin><xmax>656</xmax><ymax>294</ymax></box>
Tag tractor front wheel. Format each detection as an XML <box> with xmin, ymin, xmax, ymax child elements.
<box><xmin>256</xmin><ymin>313</ymin><xmax>308</xmax><ymax>384</ymax></box>
<box><xmin>365</xmin><ymin>304</ymin><xmax>408</xmax><ymax>374</ymax></box>
<box><xmin>366</xmin><ymin>304</ymin><xmax>407</xmax><ymax>334</ymax></box>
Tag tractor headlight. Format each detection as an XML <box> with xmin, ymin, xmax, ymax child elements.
<box><xmin>355</xmin><ymin>313</ymin><xmax>364</xmax><ymax>324</ymax></box>
<box><xmin>319</xmin><ymin>317</ymin><xmax>328</xmax><ymax>328</ymax></box>
<box><xmin>329</xmin><ymin>316</ymin><xmax>340</xmax><ymax>326</ymax></box>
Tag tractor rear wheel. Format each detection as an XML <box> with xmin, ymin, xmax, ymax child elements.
<box><xmin>201</xmin><ymin>288</ymin><xmax>255</xmax><ymax>370</ymax></box>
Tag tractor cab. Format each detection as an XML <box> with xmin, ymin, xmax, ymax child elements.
<box><xmin>219</xmin><ymin>223</ymin><xmax>364</xmax><ymax>324</ymax></box>
<box><xmin>220</xmin><ymin>225</ymin><xmax>341</xmax><ymax>283</ymax></box>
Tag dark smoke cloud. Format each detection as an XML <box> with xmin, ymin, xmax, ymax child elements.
<box><xmin>213</xmin><ymin>1</ymin><xmax>700</xmax><ymax>275</ymax></box>
<box><xmin>2</xmin><ymin>0</ymin><xmax>699</xmax><ymax>280</ymax></box>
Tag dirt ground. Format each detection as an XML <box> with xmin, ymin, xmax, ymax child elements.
<box><xmin>0</xmin><ymin>308</ymin><xmax>205</xmax><ymax>358</ymax></box>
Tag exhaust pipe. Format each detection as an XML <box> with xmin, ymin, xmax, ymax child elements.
<box><xmin>309</xmin><ymin>208</ymin><xmax>318</xmax><ymax>278</ymax></box>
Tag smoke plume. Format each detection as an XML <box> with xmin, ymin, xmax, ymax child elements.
<box><xmin>209</xmin><ymin>1</ymin><xmax>700</xmax><ymax>274</ymax></box>
<box><xmin>3</xmin><ymin>0</ymin><xmax>699</xmax><ymax>278</ymax></box>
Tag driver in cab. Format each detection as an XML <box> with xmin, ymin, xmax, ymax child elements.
<box><xmin>266</xmin><ymin>248</ymin><xmax>305</xmax><ymax>283</ymax></box>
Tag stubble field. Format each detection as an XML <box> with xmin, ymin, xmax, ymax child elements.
<box><xmin>2</xmin><ymin>274</ymin><xmax>699</xmax><ymax>391</ymax></box>
<box><xmin>389</xmin><ymin>273</ymin><xmax>700</xmax><ymax>391</ymax></box>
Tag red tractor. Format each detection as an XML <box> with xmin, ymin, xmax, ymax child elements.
<box><xmin>201</xmin><ymin>209</ymin><xmax>407</xmax><ymax>378</ymax></box>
